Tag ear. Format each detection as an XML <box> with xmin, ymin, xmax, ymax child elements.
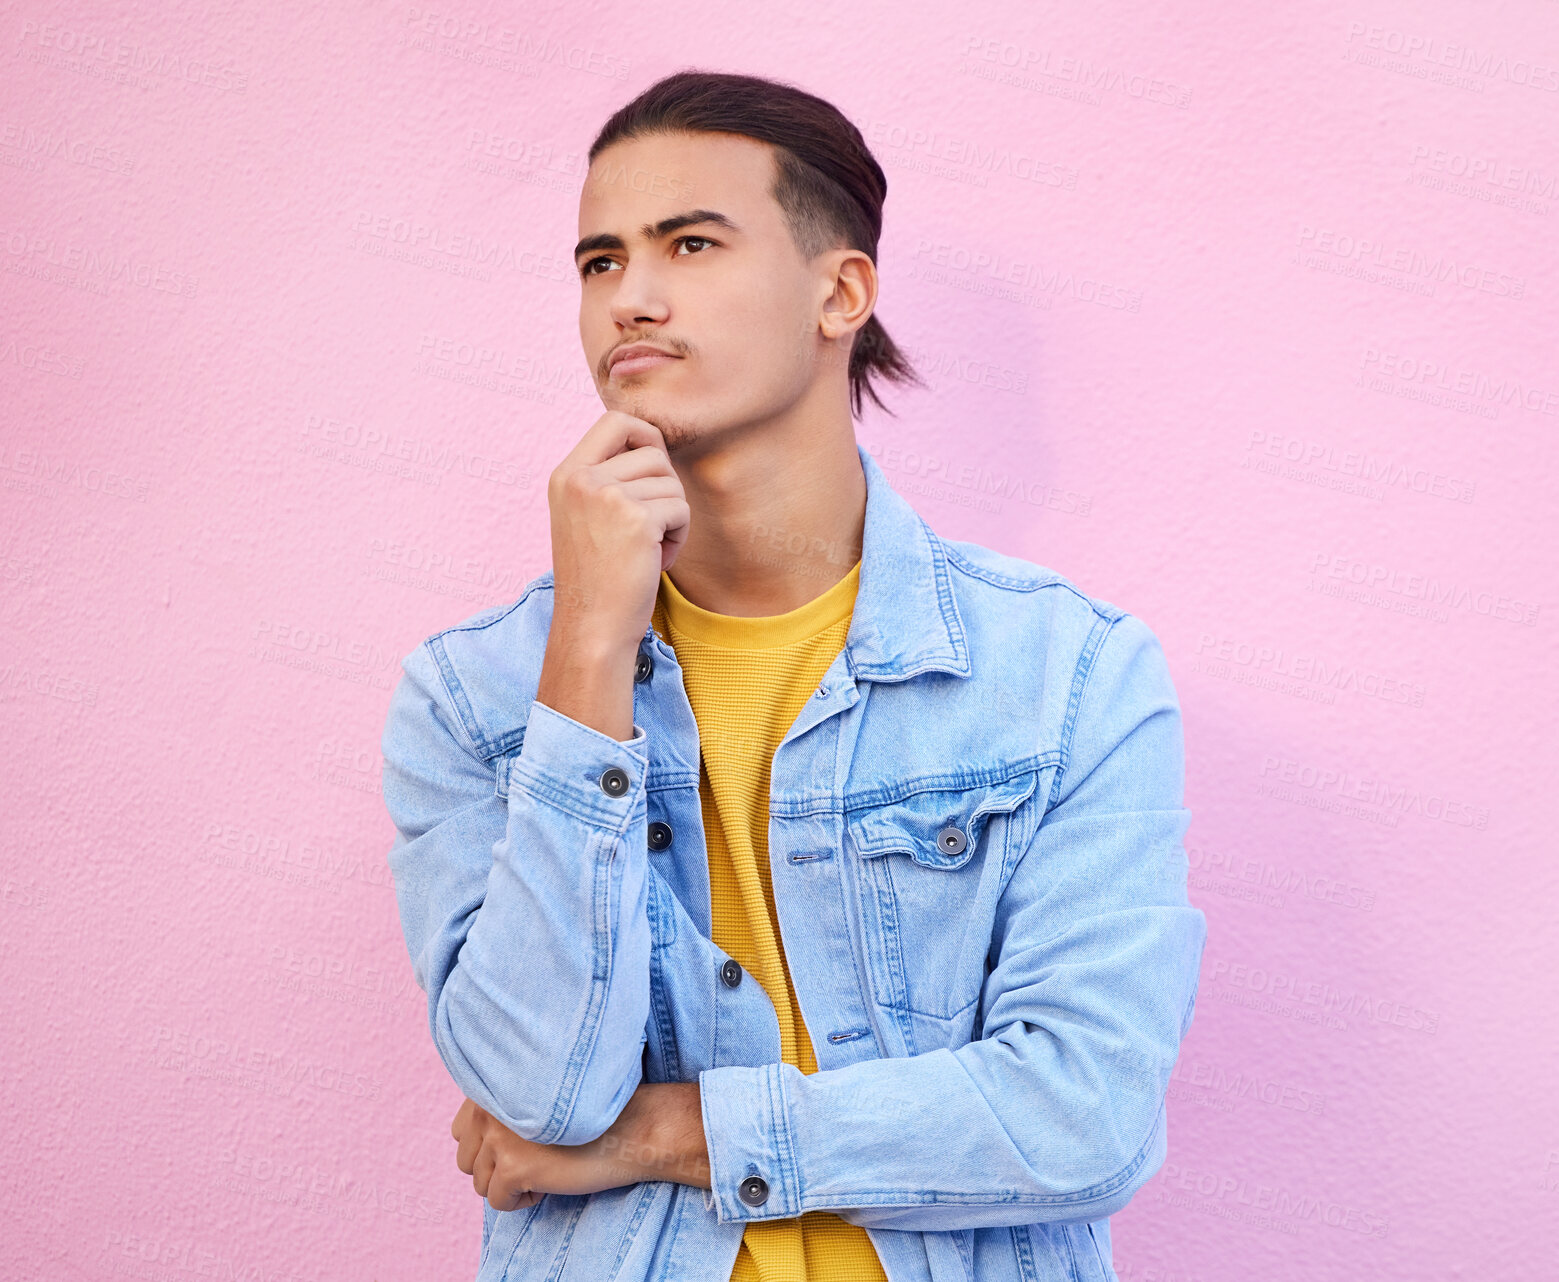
<box><xmin>819</xmin><ymin>249</ymin><xmax>878</xmax><ymax>342</ymax></box>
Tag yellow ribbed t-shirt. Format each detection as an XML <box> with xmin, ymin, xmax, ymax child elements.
<box><xmin>651</xmin><ymin>560</ymin><xmax>887</xmax><ymax>1282</ymax></box>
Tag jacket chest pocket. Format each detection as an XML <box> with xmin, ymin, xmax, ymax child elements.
<box><xmin>846</xmin><ymin>767</ymin><xmax>1047</xmax><ymax>1025</ymax></box>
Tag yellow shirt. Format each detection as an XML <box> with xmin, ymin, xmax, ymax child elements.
<box><xmin>651</xmin><ymin>560</ymin><xmax>888</xmax><ymax>1282</ymax></box>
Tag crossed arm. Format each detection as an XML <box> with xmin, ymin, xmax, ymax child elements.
<box><xmin>450</xmin><ymin>1081</ymin><xmax>709</xmax><ymax>1211</ymax></box>
<box><xmin>384</xmin><ymin>613</ymin><xmax>1207</xmax><ymax>1226</ymax></box>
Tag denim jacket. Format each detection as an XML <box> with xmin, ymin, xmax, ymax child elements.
<box><xmin>380</xmin><ymin>442</ymin><xmax>1208</xmax><ymax>1282</ymax></box>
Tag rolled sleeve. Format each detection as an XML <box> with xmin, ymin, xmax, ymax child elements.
<box><xmin>698</xmin><ymin>1062</ymin><xmax>801</xmax><ymax>1222</ymax></box>
<box><xmin>509</xmin><ymin>698</ymin><xmax>649</xmax><ymax>831</ymax></box>
<box><xmin>381</xmin><ymin>641</ymin><xmax>656</xmax><ymax>1148</ymax></box>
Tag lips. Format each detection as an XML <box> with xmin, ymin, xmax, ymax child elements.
<box><xmin>609</xmin><ymin>345</ymin><xmax>680</xmax><ymax>377</ymax></box>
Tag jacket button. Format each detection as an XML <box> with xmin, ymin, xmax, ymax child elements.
<box><xmin>936</xmin><ymin>826</ymin><xmax>967</xmax><ymax>855</ymax></box>
<box><xmin>599</xmin><ymin>766</ymin><xmax>630</xmax><ymax>797</ymax></box>
<box><xmin>647</xmin><ymin>820</ymin><xmax>673</xmax><ymax>850</ymax></box>
<box><xmin>720</xmin><ymin>959</ymin><xmax>743</xmax><ymax>988</ymax></box>
<box><xmin>634</xmin><ymin>650</ymin><xmax>654</xmax><ymax>683</ymax></box>
<box><xmin>738</xmin><ymin>1175</ymin><xmax>769</xmax><ymax>1206</ymax></box>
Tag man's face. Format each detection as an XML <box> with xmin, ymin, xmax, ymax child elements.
<box><xmin>576</xmin><ymin>130</ymin><xmax>832</xmax><ymax>456</ymax></box>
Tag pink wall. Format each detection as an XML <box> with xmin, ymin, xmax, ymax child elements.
<box><xmin>3</xmin><ymin>1</ymin><xmax>1554</xmax><ymax>1277</ymax></box>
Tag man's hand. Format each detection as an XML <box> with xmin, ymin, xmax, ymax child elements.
<box><xmin>547</xmin><ymin>410</ymin><xmax>690</xmax><ymax>653</ymax></box>
<box><xmin>452</xmin><ymin>1083</ymin><xmax>711</xmax><ymax>1213</ymax></box>
<box><xmin>537</xmin><ymin>410</ymin><xmax>691</xmax><ymax>742</ymax></box>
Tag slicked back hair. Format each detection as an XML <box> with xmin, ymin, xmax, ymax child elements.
<box><xmin>588</xmin><ymin>69</ymin><xmax>925</xmax><ymax>419</ymax></box>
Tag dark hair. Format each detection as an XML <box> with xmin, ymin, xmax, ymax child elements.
<box><xmin>588</xmin><ymin>69</ymin><xmax>926</xmax><ymax>420</ymax></box>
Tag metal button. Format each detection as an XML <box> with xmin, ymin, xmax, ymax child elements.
<box><xmin>634</xmin><ymin>650</ymin><xmax>654</xmax><ymax>683</ymax></box>
<box><xmin>599</xmin><ymin>766</ymin><xmax>630</xmax><ymax>797</ymax></box>
<box><xmin>935</xmin><ymin>825</ymin><xmax>967</xmax><ymax>856</ymax></box>
<box><xmin>720</xmin><ymin>959</ymin><xmax>743</xmax><ymax>988</ymax></box>
<box><xmin>647</xmin><ymin>820</ymin><xmax>672</xmax><ymax>850</ymax></box>
<box><xmin>738</xmin><ymin>1175</ymin><xmax>769</xmax><ymax>1206</ymax></box>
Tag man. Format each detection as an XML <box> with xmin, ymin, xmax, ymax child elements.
<box><xmin>380</xmin><ymin>69</ymin><xmax>1207</xmax><ymax>1282</ymax></box>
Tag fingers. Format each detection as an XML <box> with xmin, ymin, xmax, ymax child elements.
<box><xmin>594</xmin><ymin>443</ymin><xmax>676</xmax><ymax>484</ymax></box>
<box><xmin>454</xmin><ymin>1112</ymin><xmax>484</xmax><ymax>1177</ymax></box>
<box><xmin>639</xmin><ymin>496</ymin><xmax>692</xmax><ymax>547</ymax></box>
<box><xmin>451</xmin><ymin>1096</ymin><xmax>475</xmax><ymax>1142</ymax></box>
<box><xmin>492</xmin><ymin>1181</ymin><xmax>540</xmax><ymax>1213</ymax></box>
<box><xmin>611</xmin><ymin>473</ymin><xmax>686</xmax><ymax>504</ymax></box>
<box><xmin>472</xmin><ymin>1142</ymin><xmax>496</xmax><ymax>1201</ymax></box>
<box><xmin>575</xmin><ymin>412</ymin><xmax>668</xmax><ymax>467</ymax></box>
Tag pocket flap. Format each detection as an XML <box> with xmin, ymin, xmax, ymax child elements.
<box><xmin>847</xmin><ymin>769</ymin><xmax>1039</xmax><ymax>869</ymax></box>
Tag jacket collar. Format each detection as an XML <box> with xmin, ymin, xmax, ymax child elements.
<box><xmin>843</xmin><ymin>443</ymin><xmax>971</xmax><ymax>683</ymax></box>
<box><xmin>642</xmin><ymin>442</ymin><xmax>972</xmax><ymax>684</ymax></box>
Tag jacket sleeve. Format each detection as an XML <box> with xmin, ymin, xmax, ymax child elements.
<box><xmin>380</xmin><ymin>639</ymin><xmax>653</xmax><ymax>1146</ymax></box>
<box><xmin>696</xmin><ymin>611</ymin><xmax>1209</xmax><ymax>1231</ymax></box>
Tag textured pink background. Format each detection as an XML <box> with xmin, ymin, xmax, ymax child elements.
<box><xmin>3</xmin><ymin>2</ymin><xmax>1556</xmax><ymax>1278</ymax></box>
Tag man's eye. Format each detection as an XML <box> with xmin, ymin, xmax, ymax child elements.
<box><xmin>579</xmin><ymin>236</ymin><xmax>715</xmax><ymax>278</ymax></box>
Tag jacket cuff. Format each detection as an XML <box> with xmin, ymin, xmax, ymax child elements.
<box><xmin>507</xmin><ymin>699</ymin><xmax>648</xmax><ymax>832</ymax></box>
<box><xmin>698</xmin><ymin>1062</ymin><xmax>801</xmax><ymax>1222</ymax></box>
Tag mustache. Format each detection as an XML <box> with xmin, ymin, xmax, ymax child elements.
<box><xmin>600</xmin><ymin>338</ymin><xmax>689</xmax><ymax>378</ymax></box>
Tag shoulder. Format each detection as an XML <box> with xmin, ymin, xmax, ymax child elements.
<box><xmin>935</xmin><ymin>530</ymin><xmax>1136</xmax><ymax>643</ymax></box>
<box><xmin>422</xmin><ymin>568</ymin><xmax>557</xmax><ymax>643</ymax></box>
<box><xmin>935</xmin><ymin>528</ymin><xmax>1173</xmax><ymax>713</ymax></box>
<box><xmin>394</xmin><ymin>569</ymin><xmax>559</xmax><ymax>759</ymax></box>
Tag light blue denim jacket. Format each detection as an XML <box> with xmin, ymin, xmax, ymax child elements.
<box><xmin>380</xmin><ymin>442</ymin><xmax>1207</xmax><ymax>1282</ymax></box>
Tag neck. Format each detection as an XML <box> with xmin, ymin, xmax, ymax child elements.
<box><xmin>663</xmin><ymin>414</ymin><xmax>866</xmax><ymax>619</ymax></box>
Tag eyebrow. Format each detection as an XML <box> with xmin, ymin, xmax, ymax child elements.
<box><xmin>573</xmin><ymin>209</ymin><xmax>742</xmax><ymax>263</ymax></box>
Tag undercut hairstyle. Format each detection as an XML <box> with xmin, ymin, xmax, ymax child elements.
<box><xmin>588</xmin><ymin>69</ymin><xmax>927</xmax><ymax>419</ymax></box>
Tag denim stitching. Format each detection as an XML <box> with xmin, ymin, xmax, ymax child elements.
<box><xmin>1011</xmin><ymin>1223</ymin><xmax>1039</xmax><ymax>1282</ymax></box>
<box><xmin>425</xmin><ymin>635</ymin><xmax>488</xmax><ymax>756</ymax></box>
<box><xmin>826</xmin><ymin>735</ymin><xmax>895</xmax><ymax>1061</ymax></box>
<box><xmin>781</xmin><ymin>1106</ymin><xmax>1165</xmax><ymax>1210</ymax></box>
<box><xmin>835</xmin><ymin>754</ymin><xmax>1054</xmax><ymax>815</ymax></box>
<box><xmin>770</xmin><ymin>1061</ymin><xmax>803</xmax><ymax>1217</ymax></box>
<box><xmin>1061</xmin><ymin>1222</ymin><xmax>1082</xmax><ymax>1281</ymax></box>
<box><xmin>538</xmin><ymin>1195</ymin><xmax>587</xmax><ymax>1282</ymax></box>
<box><xmin>849</xmin><ymin>517</ymin><xmax>969</xmax><ymax>679</ymax></box>
<box><xmin>646</xmin><ymin>941</ymin><xmax>681</xmax><ymax>1082</ymax></box>
<box><xmin>607</xmin><ymin>1183</ymin><xmax>658</xmax><ymax>1279</ymax></box>
<box><xmin>508</xmin><ymin>760</ymin><xmax>642</xmax><ymax>835</ymax></box>
<box><xmin>650</xmin><ymin>1183</ymin><xmax>691</xmax><ymax>1282</ymax></box>
<box><xmin>941</xmin><ymin>542</ymin><xmax>1065</xmax><ymax>591</ymax></box>
<box><xmin>426</xmin><ymin>575</ymin><xmax>542</xmax><ymax>640</ymax></box>
<box><xmin>1050</xmin><ymin>614</ymin><xmax>1121</xmax><ymax>810</ymax></box>
<box><xmin>873</xmin><ymin>854</ymin><xmax>910</xmax><ymax>1022</ymax></box>
<box><xmin>925</xmin><ymin>521</ymin><xmax>970</xmax><ymax>668</ymax></box>
<box><xmin>491</xmin><ymin>1196</ymin><xmax>545</xmax><ymax>1281</ymax></box>
<box><xmin>541</xmin><ymin>829</ymin><xmax>614</xmax><ymax>1145</ymax></box>
<box><xmin>1086</xmin><ymin>1222</ymin><xmax>1112</xmax><ymax>1281</ymax></box>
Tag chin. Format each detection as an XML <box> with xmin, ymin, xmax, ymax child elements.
<box><xmin>616</xmin><ymin>396</ymin><xmax>700</xmax><ymax>454</ymax></box>
<box><xmin>654</xmin><ymin>417</ymin><xmax>704</xmax><ymax>455</ymax></box>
